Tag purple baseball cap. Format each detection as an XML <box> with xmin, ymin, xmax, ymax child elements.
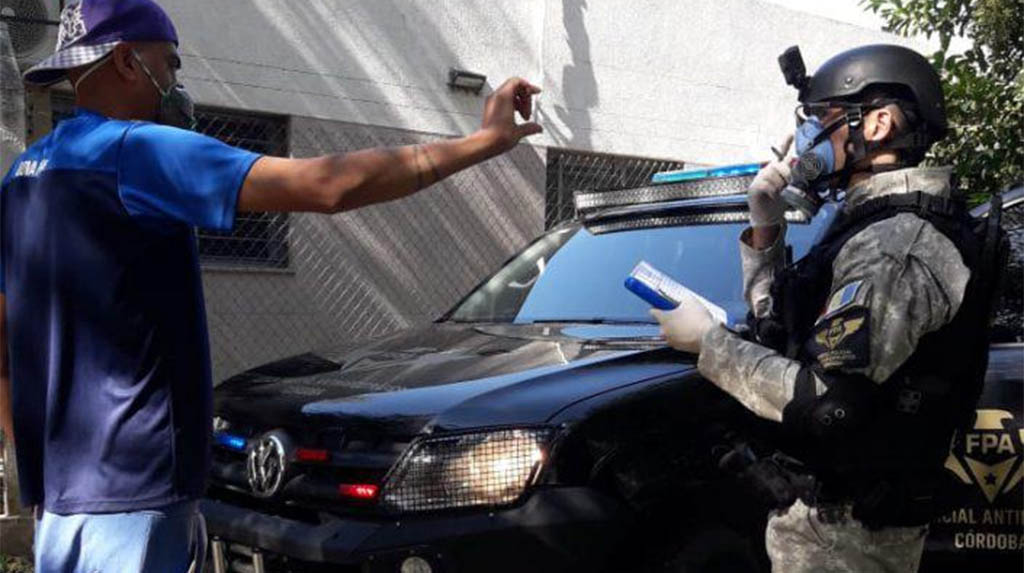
<box><xmin>23</xmin><ymin>0</ymin><xmax>178</xmax><ymax>86</ymax></box>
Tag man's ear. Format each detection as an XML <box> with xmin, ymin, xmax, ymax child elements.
<box><xmin>866</xmin><ymin>108</ymin><xmax>894</xmax><ymax>143</ymax></box>
<box><xmin>110</xmin><ymin>44</ymin><xmax>140</xmax><ymax>83</ymax></box>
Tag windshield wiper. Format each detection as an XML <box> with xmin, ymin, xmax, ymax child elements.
<box><xmin>443</xmin><ymin>317</ymin><xmax>517</xmax><ymax>324</ymax></box>
<box><xmin>526</xmin><ymin>318</ymin><xmax>655</xmax><ymax>325</ymax></box>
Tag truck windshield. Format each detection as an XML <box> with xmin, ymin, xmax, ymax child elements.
<box><xmin>449</xmin><ymin>213</ymin><xmax>833</xmax><ymax>324</ymax></box>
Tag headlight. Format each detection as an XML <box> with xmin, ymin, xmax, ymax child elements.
<box><xmin>382</xmin><ymin>428</ymin><xmax>550</xmax><ymax>513</ymax></box>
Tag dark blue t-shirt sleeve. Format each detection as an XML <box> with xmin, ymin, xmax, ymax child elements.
<box><xmin>118</xmin><ymin>123</ymin><xmax>261</xmax><ymax>231</ymax></box>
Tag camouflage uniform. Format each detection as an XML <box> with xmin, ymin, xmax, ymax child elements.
<box><xmin>697</xmin><ymin>167</ymin><xmax>971</xmax><ymax>572</ymax></box>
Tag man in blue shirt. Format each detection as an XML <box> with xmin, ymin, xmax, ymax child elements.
<box><xmin>0</xmin><ymin>1</ymin><xmax>542</xmax><ymax>570</ymax></box>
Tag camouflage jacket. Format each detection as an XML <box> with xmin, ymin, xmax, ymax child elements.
<box><xmin>697</xmin><ymin>167</ymin><xmax>971</xmax><ymax>422</ymax></box>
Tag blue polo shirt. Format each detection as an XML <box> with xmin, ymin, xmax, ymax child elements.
<box><xmin>0</xmin><ymin>109</ymin><xmax>260</xmax><ymax>514</ymax></box>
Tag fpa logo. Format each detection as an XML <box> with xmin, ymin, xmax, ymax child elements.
<box><xmin>945</xmin><ymin>409</ymin><xmax>1024</xmax><ymax>503</ymax></box>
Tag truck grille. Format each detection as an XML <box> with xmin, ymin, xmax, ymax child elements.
<box><xmin>208</xmin><ymin>422</ymin><xmax>408</xmax><ymax>517</ymax></box>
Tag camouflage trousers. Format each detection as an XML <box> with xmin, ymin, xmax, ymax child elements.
<box><xmin>765</xmin><ymin>499</ymin><xmax>928</xmax><ymax>572</ymax></box>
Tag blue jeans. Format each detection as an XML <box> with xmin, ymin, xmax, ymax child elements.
<box><xmin>34</xmin><ymin>500</ymin><xmax>206</xmax><ymax>573</ymax></box>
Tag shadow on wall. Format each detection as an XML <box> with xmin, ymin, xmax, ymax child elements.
<box><xmin>548</xmin><ymin>0</ymin><xmax>598</xmax><ymax>150</ymax></box>
<box><xmin>196</xmin><ymin>1</ymin><xmax>548</xmax><ymax>382</ymax></box>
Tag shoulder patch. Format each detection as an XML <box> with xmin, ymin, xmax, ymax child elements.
<box><xmin>807</xmin><ymin>306</ymin><xmax>870</xmax><ymax>371</ymax></box>
<box><xmin>820</xmin><ymin>279</ymin><xmax>869</xmax><ymax>321</ymax></box>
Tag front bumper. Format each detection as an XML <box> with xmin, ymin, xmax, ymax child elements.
<box><xmin>201</xmin><ymin>486</ymin><xmax>629</xmax><ymax>573</ymax></box>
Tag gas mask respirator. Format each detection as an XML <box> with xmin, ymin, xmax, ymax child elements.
<box><xmin>780</xmin><ymin>116</ymin><xmax>839</xmax><ymax>217</ymax></box>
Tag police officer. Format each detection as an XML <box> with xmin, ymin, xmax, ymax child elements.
<box><xmin>652</xmin><ymin>44</ymin><xmax>1002</xmax><ymax>572</ymax></box>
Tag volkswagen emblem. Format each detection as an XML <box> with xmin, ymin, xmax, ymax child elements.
<box><xmin>247</xmin><ymin>433</ymin><xmax>288</xmax><ymax>498</ymax></box>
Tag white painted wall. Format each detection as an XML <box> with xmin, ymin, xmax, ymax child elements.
<box><xmin>163</xmin><ymin>0</ymin><xmax>919</xmax><ymax>166</ymax></box>
<box><xmin>537</xmin><ymin>0</ymin><xmax>919</xmax><ymax>164</ymax></box>
<box><xmin>166</xmin><ymin>0</ymin><xmax>544</xmax><ymax>141</ymax></box>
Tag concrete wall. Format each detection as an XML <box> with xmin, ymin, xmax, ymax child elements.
<box><xmin>163</xmin><ymin>0</ymin><xmax>917</xmax><ymax>165</ymax></box>
<box><xmin>165</xmin><ymin>0</ymin><xmax>544</xmax><ymax>145</ymax></box>
<box><xmin>538</xmin><ymin>0</ymin><xmax>919</xmax><ymax>163</ymax></box>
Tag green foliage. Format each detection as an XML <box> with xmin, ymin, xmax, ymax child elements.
<box><xmin>0</xmin><ymin>556</ymin><xmax>32</xmax><ymax>573</ymax></box>
<box><xmin>862</xmin><ymin>0</ymin><xmax>1023</xmax><ymax>199</ymax></box>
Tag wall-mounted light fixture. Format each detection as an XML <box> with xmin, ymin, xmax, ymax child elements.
<box><xmin>448</xmin><ymin>68</ymin><xmax>487</xmax><ymax>94</ymax></box>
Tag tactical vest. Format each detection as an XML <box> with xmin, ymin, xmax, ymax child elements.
<box><xmin>750</xmin><ymin>191</ymin><xmax>1007</xmax><ymax>527</ymax></box>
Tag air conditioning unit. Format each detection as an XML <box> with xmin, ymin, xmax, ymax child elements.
<box><xmin>0</xmin><ymin>0</ymin><xmax>60</xmax><ymax>71</ymax></box>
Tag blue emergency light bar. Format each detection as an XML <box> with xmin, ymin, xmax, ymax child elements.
<box><xmin>214</xmin><ymin>431</ymin><xmax>247</xmax><ymax>452</ymax></box>
<box><xmin>651</xmin><ymin>163</ymin><xmax>764</xmax><ymax>184</ymax></box>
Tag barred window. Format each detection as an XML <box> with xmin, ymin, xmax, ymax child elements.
<box><xmin>545</xmin><ymin>148</ymin><xmax>685</xmax><ymax>228</ymax></box>
<box><xmin>48</xmin><ymin>94</ymin><xmax>291</xmax><ymax>269</ymax></box>
<box><xmin>194</xmin><ymin>109</ymin><xmax>290</xmax><ymax>269</ymax></box>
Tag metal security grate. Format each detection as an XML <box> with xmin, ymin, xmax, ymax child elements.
<box><xmin>383</xmin><ymin>428</ymin><xmax>549</xmax><ymax>513</ymax></box>
<box><xmin>194</xmin><ymin>109</ymin><xmax>290</xmax><ymax>268</ymax></box>
<box><xmin>200</xmin><ymin>211</ymin><xmax>290</xmax><ymax>269</ymax></box>
<box><xmin>545</xmin><ymin>149</ymin><xmax>685</xmax><ymax>228</ymax></box>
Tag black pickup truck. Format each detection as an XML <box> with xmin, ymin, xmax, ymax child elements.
<box><xmin>202</xmin><ymin>178</ymin><xmax>1023</xmax><ymax>573</ymax></box>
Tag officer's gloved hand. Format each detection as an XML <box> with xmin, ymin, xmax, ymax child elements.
<box><xmin>747</xmin><ymin>134</ymin><xmax>794</xmax><ymax>228</ymax></box>
<box><xmin>649</xmin><ymin>291</ymin><xmax>715</xmax><ymax>354</ymax></box>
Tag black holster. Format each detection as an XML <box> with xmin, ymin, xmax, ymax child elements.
<box><xmin>718</xmin><ymin>443</ymin><xmax>815</xmax><ymax>510</ymax></box>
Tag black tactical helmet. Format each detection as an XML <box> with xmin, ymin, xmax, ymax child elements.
<box><xmin>800</xmin><ymin>44</ymin><xmax>948</xmax><ymax>141</ymax></box>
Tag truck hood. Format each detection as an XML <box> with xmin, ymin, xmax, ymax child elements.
<box><xmin>214</xmin><ymin>322</ymin><xmax>694</xmax><ymax>437</ymax></box>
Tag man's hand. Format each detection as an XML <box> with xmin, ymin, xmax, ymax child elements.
<box><xmin>477</xmin><ymin>78</ymin><xmax>543</xmax><ymax>155</ymax></box>
<box><xmin>649</xmin><ymin>291</ymin><xmax>716</xmax><ymax>354</ymax></box>
<box><xmin>748</xmin><ymin>134</ymin><xmax>794</xmax><ymax>229</ymax></box>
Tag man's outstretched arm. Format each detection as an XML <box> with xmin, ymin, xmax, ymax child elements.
<box><xmin>237</xmin><ymin>77</ymin><xmax>542</xmax><ymax>214</ymax></box>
